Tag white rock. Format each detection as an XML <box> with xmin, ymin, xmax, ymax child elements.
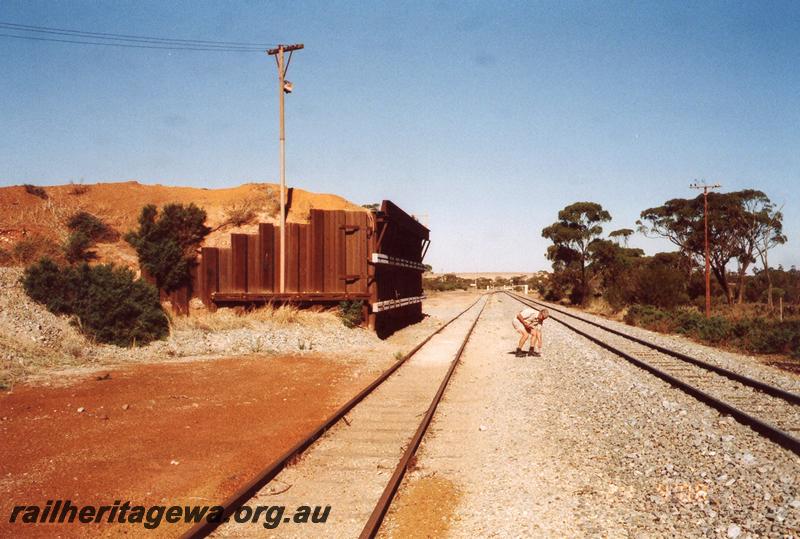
<box><xmin>726</xmin><ymin>524</ymin><xmax>741</xmax><ymax>538</ymax></box>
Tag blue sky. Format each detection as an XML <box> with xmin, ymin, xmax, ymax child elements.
<box><xmin>1</xmin><ymin>1</ymin><xmax>798</xmax><ymax>272</ymax></box>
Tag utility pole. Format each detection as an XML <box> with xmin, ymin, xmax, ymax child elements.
<box><xmin>690</xmin><ymin>181</ymin><xmax>721</xmax><ymax>318</ymax></box>
<box><xmin>267</xmin><ymin>43</ymin><xmax>304</xmax><ymax>293</ymax></box>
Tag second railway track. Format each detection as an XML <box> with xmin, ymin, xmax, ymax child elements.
<box><xmin>506</xmin><ymin>291</ymin><xmax>800</xmax><ymax>455</ymax></box>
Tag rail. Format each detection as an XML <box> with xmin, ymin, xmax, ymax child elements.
<box><xmin>180</xmin><ymin>293</ymin><xmax>489</xmax><ymax>538</ymax></box>
<box><xmin>505</xmin><ymin>291</ymin><xmax>800</xmax><ymax>455</ymax></box>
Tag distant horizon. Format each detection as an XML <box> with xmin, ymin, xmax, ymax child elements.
<box><xmin>4</xmin><ymin>175</ymin><xmax>798</xmax><ymax>274</ymax></box>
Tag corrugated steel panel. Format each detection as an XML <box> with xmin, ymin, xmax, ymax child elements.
<box><xmin>246</xmin><ymin>234</ymin><xmax>259</xmax><ymax>292</ymax></box>
<box><xmin>230</xmin><ymin>234</ymin><xmax>248</xmax><ymax>292</ymax></box>
<box><xmin>185</xmin><ymin>201</ymin><xmax>426</xmax><ymax>335</ymax></box>
<box><xmin>258</xmin><ymin>223</ymin><xmax>274</xmax><ymax>293</ymax></box>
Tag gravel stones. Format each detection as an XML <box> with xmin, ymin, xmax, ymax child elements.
<box><xmin>2</xmin><ymin>266</ymin><xmax>444</xmax><ymax>386</ymax></box>
<box><xmin>382</xmin><ymin>294</ymin><xmax>799</xmax><ymax>538</ymax></box>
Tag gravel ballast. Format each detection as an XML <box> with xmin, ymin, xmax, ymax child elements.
<box><xmin>383</xmin><ymin>293</ymin><xmax>799</xmax><ymax>538</ymax></box>
<box><xmin>537</xmin><ymin>298</ymin><xmax>800</xmax><ymax>394</ymax></box>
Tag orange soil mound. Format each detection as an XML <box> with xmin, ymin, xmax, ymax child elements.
<box><xmin>0</xmin><ymin>181</ymin><xmax>365</xmax><ymax>267</ymax></box>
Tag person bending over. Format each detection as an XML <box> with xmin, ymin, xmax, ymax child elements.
<box><xmin>512</xmin><ymin>307</ymin><xmax>549</xmax><ymax>357</ymax></box>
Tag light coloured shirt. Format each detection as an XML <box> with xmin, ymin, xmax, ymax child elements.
<box><xmin>518</xmin><ymin>308</ymin><xmax>539</xmax><ymax>325</ymax></box>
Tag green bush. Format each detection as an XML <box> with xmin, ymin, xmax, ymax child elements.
<box><xmin>695</xmin><ymin>316</ymin><xmax>732</xmax><ymax>343</ymax></box>
<box><xmin>63</xmin><ymin>232</ymin><xmax>95</xmax><ymax>263</ymax></box>
<box><xmin>21</xmin><ymin>258</ymin><xmax>82</xmax><ymax>314</ymax></box>
<box><xmin>62</xmin><ymin>212</ymin><xmax>118</xmax><ymax>264</ymax></box>
<box><xmin>338</xmin><ymin>300</ymin><xmax>364</xmax><ymax>328</ymax></box>
<box><xmin>22</xmin><ymin>258</ymin><xmax>169</xmax><ymax>346</ymax></box>
<box><xmin>624</xmin><ymin>304</ymin><xmax>675</xmax><ymax>332</ymax></box>
<box><xmin>125</xmin><ymin>203</ymin><xmax>210</xmax><ymax>292</ymax></box>
<box><xmin>423</xmin><ymin>274</ymin><xmax>470</xmax><ymax>292</ymax></box>
<box><xmin>625</xmin><ymin>304</ymin><xmax>800</xmax><ymax>357</ymax></box>
<box><xmin>24</xmin><ymin>184</ymin><xmax>47</xmax><ymax>199</ymax></box>
<box><xmin>633</xmin><ymin>263</ymin><xmax>688</xmax><ymax>309</ymax></box>
<box><xmin>67</xmin><ymin>211</ymin><xmax>119</xmax><ymax>242</ymax></box>
<box><xmin>740</xmin><ymin>319</ymin><xmax>800</xmax><ymax>356</ymax></box>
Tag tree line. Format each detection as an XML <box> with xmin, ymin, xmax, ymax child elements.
<box><xmin>541</xmin><ymin>190</ymin><xmax>791</xmax><ymax>312</ymax></box>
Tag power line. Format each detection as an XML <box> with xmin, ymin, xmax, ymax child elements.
<box><xmin>0</xmin><ymin>32</ymin><xmax>270</xmax><ymax>52</ymax></box>
<box><xmin>0</xmin><ymin>21</ymin><xmax>277</xmax><ymax>48</ymax></box>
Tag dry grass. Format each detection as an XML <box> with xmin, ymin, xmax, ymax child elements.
<box><xmin>0</xmin><ymin>333</ymin><xmax>85</xmax><ymax>389</ymax></box>
<box><xmin>219</xmin><ymin>188</ymin><xmax>281</xmax><ymax>230</ymax></box>
<box><xmin>584</xmin><ymin>297</ymin><xmax>628</xmax><ymax>321</ymax></box>
<box><xmin>172</xmin><ymin>304</ymin><xmax>335</xmax><ymax>332</ymax></box>
<box><xmin>222</xmin><ymin>199</ymin><xmax>259</xmax><ymax>227</ymax></box>
<box><xmin>5</xmin><ymin>234</ymin><xmax>63</xmax><ymax>265</ymax></box>
<box><xmin>68</xmin><ymin>181</ymin><xmax>90</xmax><ymax>196</ymax></box>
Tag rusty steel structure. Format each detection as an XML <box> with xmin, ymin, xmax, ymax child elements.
<box><xmin>191</xmin><ymin>200</ymin><xmax>429</xmax><ymax>335</ymax></box>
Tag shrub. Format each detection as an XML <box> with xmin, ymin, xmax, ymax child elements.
<box><xmin>695</xmin><ymin>316</ymin><xmax>732</xmax><ymax>343</ymax></box>
<box><xmin>63</xmin><ymin>231</ymin><xmax>96</xmax><ymax>263</ymax></box>
<box><xmin>423</xmin><ymin>274</ymin><xmax>470</xmax><ymax>292</ymax></box>
<box><xmin>21</xmin><ymin>258</ymin><xmax>82</xmax><ymax>314</ymax></box>
<box><xmin>223</xmin><ymin>200</ymin><xmax>258</xmax><ymax>227</ymax></box>
<box><xmin>624</xmin><ymin>304</ymin><xmax>677</xmax><ymax>333</ymax></box>
<box><xmin>24</xmin><ymin>184</ymin><xmax>47</xmax><ymax>199</ymax></box>
<box><xmin>543</xmin><ymin>268</ymin><xmax>579</xmax><ymax>303</ymax></box>
<box><xmin>22</xmin><ymin>258</ymin><xmax>169</xmax><ymax>346</ymax></box>
<box><xmin>338</xmin><ymin>300</ymin><xmax>364</xmax><ymax>328</ymax></box>
<box><xmin>264</xmin><ymin>187</ymin><xmax>280</xmax><ymax>217</ymax></box>
<box><xmin>125</xmin><ymin>203</ymin><xmax>211</xmax><ymax>292</ymax></box>
<box><xmin>625</xmin><ymin>304</ymin><xmax>800</xmax><ymax>357</ymax></box>
<box><xmin>633</xmin><ymin>263</ymin><xmax>688</xmax><ymax>309</ymax></box>
<box><xmin>67</xmin><ymin>211</ymin><xmax>119</xmax><ymax>242</ymax></box>
<box><xmin>568</xmin><ymin>285</ymin><xmax>587</xmax><ymax>305</ymax></box>
<box><xmin>68</xmin><ymin>181</ymin><xmax>89</xmax><ymax>196</ymax></box>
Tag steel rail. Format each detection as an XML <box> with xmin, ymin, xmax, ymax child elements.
<box><xmin>359</xmin><ymin>295</ymin><xmax>489</xmax><ymax>538</ymax></box>
<box><xmin>508</xmin><ymin>292</ymin><xmax>800</xmax><ymax>405</ymax></box>
<box><xmin>505</xmin><ymin>292</ymin><xmax>800</xmax><ymax>455</ymax></box>
<box><xmin>180</xmin><ymin>294</ymin><xmax>488</xmax><ymax>539</ymax></box>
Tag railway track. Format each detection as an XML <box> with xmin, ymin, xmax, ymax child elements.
<box><xmin>181</xmin><ymin>294</ymin><xmax>490</xmax><ymax>538</ymax></box>
<box><xmin>506</xmin><ymin>291</ymin><xmax>800</xmax><ymax>455</ymax></box>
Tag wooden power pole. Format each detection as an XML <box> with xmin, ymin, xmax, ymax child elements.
<box><xmin>690</xmin><ymin>181</ymin><xmax>721</xmax><ymax>318</ymax></box>
<box><xmin>267</xmin><ymin>43</ymin><xmax>303</xmax><ymax>293</ymax></box>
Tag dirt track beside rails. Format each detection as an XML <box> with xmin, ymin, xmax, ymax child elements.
<box><xmin>0</xmin><ymin>353</ymin><xmax>383</xmax><ymax>537</ymax></box>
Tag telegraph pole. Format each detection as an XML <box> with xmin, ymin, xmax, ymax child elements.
<box><xmin>267</xmin><ymin>43</ymin><xmax>303</xmax><ymax>293</ymax></box>
<box><xmin>690</xmin><ymin>181</ymin><xmax>721</xmax><ymax>318</ymax></box>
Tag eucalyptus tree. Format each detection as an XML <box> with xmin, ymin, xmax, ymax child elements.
<box><xmin>638</xmin><ymin>190</ymin><xmax>785</xmax><ymax>305</ymax></box>
<box><xmin>542</xmin><ymin>202</ymin><xmax>611</xmax><ymax>304</ymax></box>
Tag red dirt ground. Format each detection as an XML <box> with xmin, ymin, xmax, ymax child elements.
<box><xmin>0</xmin><ymin>353</ymin><xmax>373</xmax><ymax>537</ymax></box>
